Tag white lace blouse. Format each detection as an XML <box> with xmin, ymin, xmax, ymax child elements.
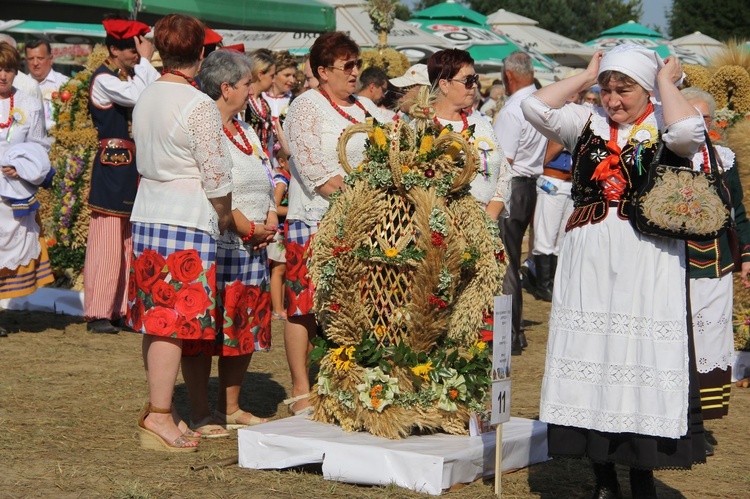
<box><xmin>216</xmin><ymin>121</ymin><xmax>276</xmax><ymax>249</ymax></box>
<box><xmin>284</xmin><ymin>90</ymin><xmax>387</xmax><ymax>225</ymax></box>
<box><xmin>433</xmin><ymin>112</ymin><xmax>512</xmax><ymax>217</ymax></box>
<box><xmin>131</xmin><ymin>82</ymin><xmax>232</xmax><ymax>234</ymax></box>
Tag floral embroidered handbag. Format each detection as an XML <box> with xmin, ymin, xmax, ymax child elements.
<box><xmin>630</xmin><ymin>133</ymin><xmax>731</xmax><ymax>241</ymax></box>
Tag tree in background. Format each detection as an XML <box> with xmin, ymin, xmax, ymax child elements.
<box><xmin>411</xmin><ymin>0</ymin><xmax>642</xmax><ymax>42</ymax></box>
<box><xmin>668</xmin><ymin>0</ymin><xmax>750</xmax><ymax>40</ymax></box>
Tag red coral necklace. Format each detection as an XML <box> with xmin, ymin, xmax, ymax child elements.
<box><xmin>161</xmin><ymin>69</ymin><xmax>199</xmax><ymax>89</ymax></box>
<box><xmin>223</xmin><ymin>119</ymin><xmax>254</xmax><ymax>155</ymax></box>
<box><xmin>319</xmin><ymin>87</ymin><xmax>370</xmax><ymax>124</ymax></box>
<box><xmin>433</xmin><ymin>110</ymin><xmax>468</xmax><ymax>132</ymax></box>
<box><xmin>0</xmin><ymin>93</ymin><xmax>14</xmax><ymax>129</ymax></box>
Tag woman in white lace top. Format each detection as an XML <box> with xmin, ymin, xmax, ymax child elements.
<box><xmin>521</xmin><ymin>45</ymin><xmax>705</xmax><ymax>496</ymax></box>
<box><xmin>282</xmin><ymin>32</ymin><xmax>387</xmax><ymax>415</ymax></box>
<box><xmin>426</xmin><ymin>49</ymin><xmax>511</xmax><ymax>221</ymax></box>
<box><xmin>129</xmin><ymin>15</ymin><xmax>233</xmax><ymax>452</ymax></box>
<box><xmin>180</xmin><ymin>49</ymin><xmax>277</xmax><ymax>438</ymax></box>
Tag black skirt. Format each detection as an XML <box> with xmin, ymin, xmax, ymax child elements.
<box><xmin>546</xmin><ymin>291</ymin><xmax>706</xmax><ymax>470</ymax></box>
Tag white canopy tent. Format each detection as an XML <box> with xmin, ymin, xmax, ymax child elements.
<box><xmin>486</xmin><ymin>9</ymin><xmax>595</xmax><ymax>68</ymax></box>
<box><xmin>217</xmin><ymin>0</ymin><xmax>448</xmax><ymax>58</ymax></box>
<box><xmin>671</xmin><ymin>31</ymin><xmax>724</xmax><ymax>62</ymax></box>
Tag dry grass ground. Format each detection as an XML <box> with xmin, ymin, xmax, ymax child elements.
<box><xmin>1</xmin><ymin>289</ymin><xmax>749</xmax><ymax>498</ymax></box>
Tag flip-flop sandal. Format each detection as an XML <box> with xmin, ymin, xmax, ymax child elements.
<box><xmin>214</xmin><ymin>409</ymin><xmax>269</xmax><ymax>430</ymax></box>
<box><xmin>271</xmin><ymin>312</ymin><xmax>287</xmax><ymax>321</ymax></box>
<box><xmin>189</xmin><ymin>417</ymin><xmax>231</xmax><ymax>438</ymax></box>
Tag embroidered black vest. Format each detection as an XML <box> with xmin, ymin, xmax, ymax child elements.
<box><xmin>87</xmin><ymin>61</ymin><xmax>139</xmax><ymax>217</ymax></box>
<box><xmin>566</xmin><ymin>118</ymin><xmax>688</xmax><ymax>231</ymax></box>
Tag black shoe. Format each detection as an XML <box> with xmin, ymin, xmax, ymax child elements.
<box><xmin>592</xmin><ymin>462</ymin><xmax>622</xmax><ymax>499</ymax></box>
<box><xmin>592</xmin><ymin>484</ymin><xmax>622</xmax><ymax>499</ymax></box>
<box><xmin>629</xmin><ymin>467</ymin><xmax>657</xmax><ymax>499</ymax></box>
<box><xmin>519</xmin><ymin>330</ymin><xmax>528</xmax><ymax>349</ymax></box>
<box><xmin>112</xmin><ymin>317</ymin><xmax>135</xmax><ymax>332</ymax></box>
<box><xmin>704</xmin><ymin>435</ymin><xmax>714</xmax><ymax>457</ymax></box>
<box><xmin>520</xmin><ymin>264</ymin><xmax>537</xmax><ymax>295</ymax></box>
<box><xmin>705</xmin><ymin>430</ymin><xmax>718</xmax><ymax>446</ymax></box>
<box><xmin>0</xmin><ymin>327</ymin><xmax>7</xmax><ymax>338</ymax></box>
<box><xmin>511</xmin><ymin>332</ymin><xmax>523</xmax><ymax>355</ymax></box>
<box><xmin>87</xmin><ymin>319</ymin><xmax>120</xmax><ymax>334</ymax></box>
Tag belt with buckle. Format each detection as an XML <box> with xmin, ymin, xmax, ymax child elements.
<box><xmin>99</xmin><ymin>138</ymin><xmax>136</xmax><ymax>152</ymax></box>
<box><xmin>542</xmin><ymin>167</ymin><xmax>571</xmax><ymax>181</ymax></box>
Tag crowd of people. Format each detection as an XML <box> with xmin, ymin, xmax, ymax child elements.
<box><xmin>0</xmin><ymin>11</ymin><xmax>747</xmax><ymax>497</ymax></box>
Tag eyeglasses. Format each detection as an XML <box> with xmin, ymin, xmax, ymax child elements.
<box><xmin>326</xmin><ymin>59</ymin><xmax>363</xmax><ymax>74</ymax></box>
<box><xmin>448</xmin><ymin>74</ymin><xmax>480</xmax><ymax>89</ymax></box>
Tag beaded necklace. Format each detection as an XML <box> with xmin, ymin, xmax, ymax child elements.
<box><xmin>223</xmin><ymin>119</ymin><xmax>253</xmax><ymax>155</ymax></box>
<box><xmin>0</xmin><ymin>93</ymin><xmax>14</xmax><ymax>129</ymax></box>
<box><xmin>161</xmin><ymin>69</ymin><xmax>199</xmax><ymax>89</ymax></box>
<box><xmin>432</xmin><ymin>110</ymin><xmax>468</xmax><ymax>132</ymax></box>
<box><xmin>318</xmin><ymin>88</ymin><xmax>370</xmax><ymax>124</ymax></box>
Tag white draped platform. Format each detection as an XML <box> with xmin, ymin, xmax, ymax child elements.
<box><xmin>238</xmin><ymin>414</ymin><xmax>549</xmax><ymax>495</ymax></box>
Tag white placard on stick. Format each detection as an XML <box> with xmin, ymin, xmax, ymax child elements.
<box><xmin>491</xmin><ymin>295</ymin><xmax>512</xmax><ymax>425</ymax></box>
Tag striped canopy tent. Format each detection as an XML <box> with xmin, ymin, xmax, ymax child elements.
<box><xmin>486</xmin><ymin>9</ymin><xmax>595</xmax><ymax>68</ymax></box>
<box><xmin>409</xmin><ymin>0</ymin><xmax>561</xmax><ymax>78</ymax></box>
<box><xmin>586</xmin><ymin>20</ymin><xmax>708</xmax><ymax>66</ymax></box>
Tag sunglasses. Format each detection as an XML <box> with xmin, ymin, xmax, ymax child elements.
<box><xmin>327</xmin><ymin>59</ymin><xmax>363</xmax><ymax>74</ymax></box>
<box><xmin>448</xmin><ymin>74</ymin><xmax>480</xmax><ymax>89</ymax></box>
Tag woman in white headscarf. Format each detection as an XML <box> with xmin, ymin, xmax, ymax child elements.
<box><xmin>521</xmin><ymin>45</ymin><xmax>706</xmax><ymax>497</ymax></box>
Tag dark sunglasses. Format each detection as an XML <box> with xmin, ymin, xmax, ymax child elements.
<box><xmin>448</xmin><ymin>74</ymin><xmax>480</xmax><ymax>89</ymax></box>
<box><xmin>327</xmin><ymin>59</ymin><xmax>364</xmax><ymax>74</ymax></box>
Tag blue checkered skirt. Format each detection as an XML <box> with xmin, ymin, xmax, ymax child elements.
<box><xmin>127</xmin><ymin>222</ymin><xmax>218</xmax><ymax>341</ymax></box>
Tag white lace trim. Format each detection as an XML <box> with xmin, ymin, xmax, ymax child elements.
<box><xmin>588</xmin><ymin>106</ymin><xmax>665</xmax><ymax>149</ymax></box>
<box><xmin>549</xmin><ymin>308</ymin><xmax>684</xmax><ymax>341</ymax></box>
<box><xmin>546</xmin><ymin>356</ymin><xmax>684</xmax><ymax>390</ymax></box>
<box><xmin>188</xmin><ymin>98</ymin><xmax>233</xmax><ymax>199</ymax></box>
<box><xmin>540</xmin><ymin>402</ymin><xmax>685</xmax><ymax>438</ymax></box>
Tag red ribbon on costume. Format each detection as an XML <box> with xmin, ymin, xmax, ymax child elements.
<box><xmin>591</xmin><ymin>103</ymin><xmax>653</xmax><ymax>201</ymax></box>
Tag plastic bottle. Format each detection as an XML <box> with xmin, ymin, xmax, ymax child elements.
<box><xmin>536</xmin><ymin>176</ymin><xmax>558</xmax><ymax>195</ymax></box>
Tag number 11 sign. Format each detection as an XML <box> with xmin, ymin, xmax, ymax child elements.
<box><xmin>491</xmin><ymin>295</ymin><xmax>512</xmax><ymax>425</ymax></box>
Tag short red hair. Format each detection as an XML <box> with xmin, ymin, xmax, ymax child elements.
<box><xmin>154</xmin><ymin>14</ymin><xmax>205</xmax><ymax>70</ymax></box>
<box><xmin>427</xmin><ymin>49</ymin><xmax>474</xmax><ymax>84</ymax></box>
<box><xmin>309</xmin><ymin>32</ymin><xmax>359</xmax><ymax>80</ymax></box>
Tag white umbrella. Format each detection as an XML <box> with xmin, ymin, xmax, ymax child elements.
<box><xmin>217</xmin><ymin>0</ymin><xmax>448</xmax><ymax>57</ymax></box>
<box><xmin>671</xmin><ymin>31</ymin><xmax>724</xmax><ymax>62</ymax></box>
<box><xmin>486</xmin><ymin>9</ymin><xmax>595</xmax><ymax>68</ymax></box>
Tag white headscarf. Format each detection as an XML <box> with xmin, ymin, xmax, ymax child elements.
<box><xmin>598</xmin><ymin>43</ymin><xmax>663</xmax><ymax>94</ymax></box>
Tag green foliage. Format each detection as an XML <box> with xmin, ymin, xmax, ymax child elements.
<box><xmin>668</xmin><ymin>0</ymin><xmax>750</xmax><ymax>40</ymax></box>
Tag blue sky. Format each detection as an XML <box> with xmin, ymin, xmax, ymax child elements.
<box><xmin>403</xmin><ymin>0</ymin><xmax>672</xmax><ymax>37</ymax></box>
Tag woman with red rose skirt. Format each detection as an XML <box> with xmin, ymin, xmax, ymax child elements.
<box><xmin>128</xmin><ymin>15</ymin><xmax>233</xmax><ymax>452</ymax></box>
<box><xmin>179</xmin><ymin>50</ymin><xmax>277</xmax><ymax>436</ymax></box>
<box><xmin>282</xmin><ymin>32</ymin><xmax>389</xmax><ymax>415</ymax></box>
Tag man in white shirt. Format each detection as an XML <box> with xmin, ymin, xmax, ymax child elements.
<box><xmin>356</xmin><ymin>66</ymin><xmax>395</xmax><ymax>121</ymax></box>
<box><xmin>84</xmin><ymin>18</ymin><xmax>158</xmax><ymax>334</ymax></box>
<box><xmin>492</xmin><ymin>51</ymin><xmax>548</xmax><ymax>356</ymax></box>
<box><xmin>25</xmin><ymin>40</ymin><xmax>69</xmax><ymax>133</ymax></box>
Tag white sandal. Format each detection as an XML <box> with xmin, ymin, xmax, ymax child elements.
<box><xmin>283</xmin><ymin>393</ymin><xmax>312</xmax><ymax>416</ymax></box>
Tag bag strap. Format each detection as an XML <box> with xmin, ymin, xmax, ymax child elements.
<box><xmin>648</xmin><ymin>134</ymin><xmax>667</xmax><ymax>171</ymax></box>
<box><xmin>702</xmin><ymin>131</ymin><xmax>722</xmax><ymax>176</ymax></box>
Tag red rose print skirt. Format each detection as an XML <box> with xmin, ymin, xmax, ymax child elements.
<box><xmin>284</xmin><ymin>220</ymin><xmax>317</xmax><ymax>317</ymax></box>
<box><xmin>127</xmin><ymin>223</ymin><xmax>218</xmax><ymax>341</ymax></box>
<box><xmin>184</xmin><ymin>245</ymin><xmax>272</xmax><ymax>357</ymax></box>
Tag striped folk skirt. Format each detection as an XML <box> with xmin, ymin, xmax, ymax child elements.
<box><xmin>0</xmin><ymin>237</ymin><xmax>54</xmax><ymax>299</ymax></box>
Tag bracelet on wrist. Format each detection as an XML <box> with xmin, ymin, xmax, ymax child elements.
<box><xmin>241</xmin><ymin>222</ymin><xmax>256</xmax><ymax>243</ymax></box>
